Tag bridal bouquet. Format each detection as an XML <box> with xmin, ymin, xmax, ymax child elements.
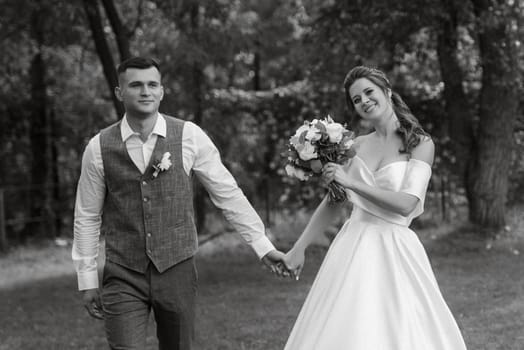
<box><xmin>285</xmin><ymin>116</ymin><xmax>356</xmax><ymax>202</ymax></box>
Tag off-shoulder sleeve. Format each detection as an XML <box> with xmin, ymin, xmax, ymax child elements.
<box><xmin>399</xmin><ymin>158</ymin><xmax>432</xmax><ymax>218</ymax></box>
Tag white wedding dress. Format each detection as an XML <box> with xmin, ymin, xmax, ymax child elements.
<box><xmin>285</xmin><ymin>156</ymin><xmax>467</xmax><ymax>350</ymax></box>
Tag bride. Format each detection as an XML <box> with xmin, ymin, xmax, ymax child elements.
<box><xmin>283</xmin><ymin>66</ymin><xmax>467</xmax><ymax>349</ymax></box>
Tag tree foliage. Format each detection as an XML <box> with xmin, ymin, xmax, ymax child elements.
<box><xmin>0</xmin><ymin>0</ymin><xmax>523</xmax><ymax>245</ymax></box>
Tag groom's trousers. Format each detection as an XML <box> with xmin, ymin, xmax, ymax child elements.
<box><xmin>101</xmin><ymin>257</ymin><xmax>197</xmax><ymax>350</ymax></box>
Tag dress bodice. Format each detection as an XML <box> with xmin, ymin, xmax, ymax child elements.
<box><xmin>346</xmin><ymin>155</ymin><xmax>432</xmax><ymax>226</ymax></box>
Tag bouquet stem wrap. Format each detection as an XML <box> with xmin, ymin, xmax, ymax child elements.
<box><xmin>327</xmin><ymin>182</ymin><xmax>348</xmax><ymax>203</ymax></box>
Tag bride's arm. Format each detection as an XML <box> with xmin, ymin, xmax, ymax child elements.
<box><xmin>284</xmin><ymin>195</ymin><xmax>343</xmax><ymax>278</ymax></box>
<box><xmin>325</xmin><ymin>138</ymin><xmax>434</xmax><ymax>217</ymax></box>
<box><xmin>345</xmin><ymin>181</ymin><xmax>418</xmax><ymax>216</ymax></box>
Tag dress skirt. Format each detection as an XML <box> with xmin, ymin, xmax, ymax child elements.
<box><xmin>284</xmin><ymin>208</ymin><xmax>467</xmax><ymax>350</ymax></box>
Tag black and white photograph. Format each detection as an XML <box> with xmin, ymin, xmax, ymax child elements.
<box><xmin>1</xmin><ymin>1</ymin><xmax>523</xmax><ymax>349</ymax></box>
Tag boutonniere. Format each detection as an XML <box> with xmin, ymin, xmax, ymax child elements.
<box><xmin>152</xmin><ymin>152</ymin><xmax>172</xmax><ymax>178</ymax></box>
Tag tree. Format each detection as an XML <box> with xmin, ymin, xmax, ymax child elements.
<box><xmin>468</xmin><ymin>0</ymin><xmax>522</xmax><ymax>229</ymax></box>
<box><xmin>435</xmin><ymin>0</ymin><xmax>476</xmax><ymax>202</ymax></box>
<box><xmin>82</xmin><ymin>0</ymin><xmax>124</xmax><ymax>117</ymax></box>
<box><xmin>101</xmin><ymin>0</ymin><xmax>133</xmax><ymax>61</ymax></box>
<box><xmin>28</xmin><ymin>0</ymin><xmax>53</xmax><ymax>239</ymax></box>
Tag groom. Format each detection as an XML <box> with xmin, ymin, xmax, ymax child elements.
<box><xmin>72</xmin><ymin>56</ymin><xmax>288</xmax><ymax>349</ymax></box>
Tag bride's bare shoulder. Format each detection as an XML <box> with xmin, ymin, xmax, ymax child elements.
<box><xmin>411</xmin><ymin>135</ymin><xmax>435</xmax><ymax>165</ymax></box>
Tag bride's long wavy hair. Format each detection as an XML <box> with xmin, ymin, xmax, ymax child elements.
<box><xmin>343</xmin><ymin>66</ymin><xmax>428</xmax><ymax>155</ymax></box>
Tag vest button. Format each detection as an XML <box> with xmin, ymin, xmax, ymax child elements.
<box><xmin>143</xmin><ymin>197</ymin><xmax>148</xmax><ymax>202</ymax></box>
<box><xmin>147</xmin><ymin>233</ymin><xmax>152</xmax><ymax>237</ymax></box>
<box><xmin>142</xmin><ymin>181</ymin><xmax>147</xmax><ymax>186</ymax></box>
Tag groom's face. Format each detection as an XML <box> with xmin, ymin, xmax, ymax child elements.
<box><xmin>115</xmin><ymin>67</ymin><xmax>164</xmax><ymax>118</ymax></box>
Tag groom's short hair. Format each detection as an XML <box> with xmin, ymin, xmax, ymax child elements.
<box><xmin>117</xmin><ymin>57</ymin><xmax>160</xmax><ymax>75</ymax></box>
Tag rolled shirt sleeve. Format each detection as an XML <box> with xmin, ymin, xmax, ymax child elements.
<box><xmin>182</xmin><ymin>122</ymin><xmax>275</xmax><ymax>258</ymax></box>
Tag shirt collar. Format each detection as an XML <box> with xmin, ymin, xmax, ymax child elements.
<box><xmin>120</xmin><ymin>113</ymin><xmax>166</xmax><ymax>142</ymax></box>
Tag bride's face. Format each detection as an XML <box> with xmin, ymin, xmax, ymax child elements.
<box><xmin>349</xmin><ymin>78</ymin><xmax>392</xmax><ymax>121</ymax></box>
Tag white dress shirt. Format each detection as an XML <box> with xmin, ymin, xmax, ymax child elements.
<box><xmin>72</xmin><ymin>114</ymin><xmax>275</xmax><ymax>290</ymax></box>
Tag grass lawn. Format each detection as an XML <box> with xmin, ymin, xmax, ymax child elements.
<box><xmin>1</xmin><ymin>222</ymin><xmax>524</xmax><ymax>349</ymax></box>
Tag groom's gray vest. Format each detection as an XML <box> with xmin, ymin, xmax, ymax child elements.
<box><xmin>99</xmin><ymin>115</ymin><xmax>198</xmax><ymax>273</ymax></box>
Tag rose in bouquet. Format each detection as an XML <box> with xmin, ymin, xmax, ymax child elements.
<box><xmin>285</xmin><ymin>116</ymin><xmax>356</xmax><ymax>202</ymax></box>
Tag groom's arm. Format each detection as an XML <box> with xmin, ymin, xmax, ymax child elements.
<box><xmin>182</xmin><ymin>122</ymin><xmax>276</xmax><ymax>259</ymax></box>
<box><xmin>72</xmin><ymin>135</ymin><xmax>105</xmax><ymax>291</ymax></box>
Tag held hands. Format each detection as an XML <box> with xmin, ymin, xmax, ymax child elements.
<box><xmin>82</xmin><ymin>288</ymin><xmax>104</xmax><ymax>320</ymax></box>
<box><xmin>262</xmin><ymin>248</ymin><xmax>305</xmax><ymax>281</ymax></box>
<box><xmin>262</xmin><ymin>250</ymin><xmax>293</xmax><ymax>278</ymax></box>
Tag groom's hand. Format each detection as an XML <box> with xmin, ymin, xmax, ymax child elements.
<box><xmin>82</xmin><ymin>288</ymin><xmax>104</xmax><ymax>320</ymax></box>
<box><xmin>261</xmin><ymin>250</ymin><xmax>292</xmax><ymax>277</ymax></box>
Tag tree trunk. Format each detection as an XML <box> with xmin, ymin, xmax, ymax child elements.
<box><xmin>0</xmin><ymin>190</ymin><xmax>7</xmax><ymax>252</ymax></box>
<box><xmin>51</xmin><ymin>108</ymin><xmax>61</xmax><ymax>236</ymax></box>
<box><xmin>27</xmin><ymin>3</ymin><xmax>49</xmax><ymax>241</ymax></box>
<box><xmin>101</xmin><ymin>0</ymin><xmax>132</xmax><ymax>61</ymax></box>
<box><xmin>469</xmin><ymin>0</ymin><xmax>520</xmax><ymax>229</ymax></box>
<box><xmin>43</xmin><ymin>98</ymin><xmax>56</xmax><ymax>238</ymax></box>
<box><xmin>253</xmin><ymin>40</ymin><xmax>261</xmax><ymax>91</ymax></box>
<box><xmin>83</xmin><ymin>0</ymin><xmax>124</xmax><ymax>117</ymax></box>
<box><xmin>435</xmin><ymin>0</ymin><xmax>476</xmax><ymax>203</ymax></box>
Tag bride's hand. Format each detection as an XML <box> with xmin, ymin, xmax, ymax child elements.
<box><xmin>284</xmin><ymin>247</ymin><xmax>305</xmax><ymax>280</ymax></box>
<box><xmin>322</xmin><ymin>162</ymin><xmax>350</xmax><ymax>188</ymax></box>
